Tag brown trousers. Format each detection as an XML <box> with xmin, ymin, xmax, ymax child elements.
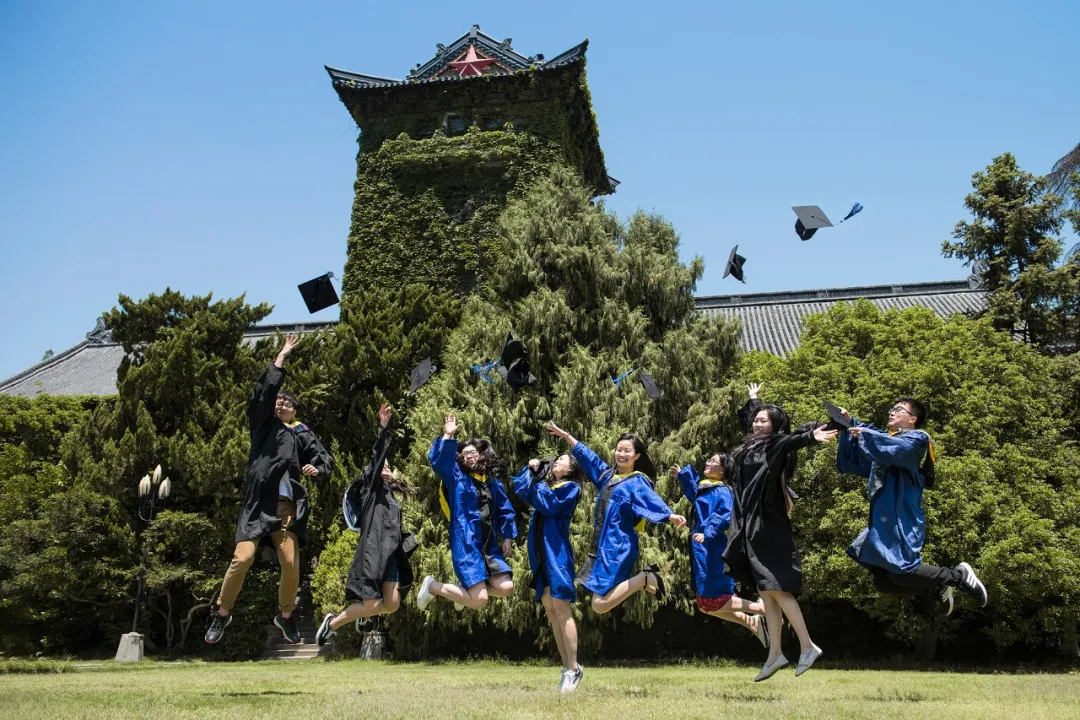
<box><xmin>217</xmin><ymin>500</ymin><xmax>300</xmax><ymax>614</ymax></box>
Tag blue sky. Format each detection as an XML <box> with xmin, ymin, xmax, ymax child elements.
<box><xmin>1</xmin><ymin>1</ymin><xmax>1077</xmax><ymax>381</ymax></box>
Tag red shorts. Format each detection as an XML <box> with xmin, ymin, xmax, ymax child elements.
<box><xmin>696</xmin><ymin>594</ymin><xmax>734</xmax><ymax>613</ymax></box>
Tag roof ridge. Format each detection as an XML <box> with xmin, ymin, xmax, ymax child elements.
<box><xmin>0</xmin><ymin>338</ymin><xmax>96</xmax><ymax>391</ymax></box>
<box><xmin>694</xmin><ymin>279</ymin><xmax>979</xmax><ymax>309</ymax></box>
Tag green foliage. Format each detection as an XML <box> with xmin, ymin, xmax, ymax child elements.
<box><xmin>942</xmin><ymin>152</ymin><xmax>1075</xmax><ymax>350</ymax></box>
<box><xmin>382</xmin><ymin>166</ymin><xmax>743</xmax><ymax>654</ymax></box>
<box><xmin>739</xmin><ymin>300</ymin><xmax>1080</xmax><ymax>658</ymax></box>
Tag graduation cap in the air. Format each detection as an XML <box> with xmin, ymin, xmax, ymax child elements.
<box><xmin>495</xmin><ymin>332</ymin><xmax>537</xmax><ymax>390</ymax></box>
<box><xmin>822</xmin><ymin>399</ymin><xmax>853</xmax><ymax>430</ymax></box>
<box><xmin>611</xmin><ymin>368</ymin><xmax>661</xmax><ymax>402</ymax></box>
<box><xmin>409</xmin><ymin>357</ymin><xmax>436</xmax><ymax>394</ymax></box>
<box><xmin>297</xmin><ymin>272</ymin><xmax>339</xmax><ymax>314</ymax></box>
<box><xmin>723</xmin><ymin>245</ymin><xmax>747</xmax><ymax>283</ymax></box>
<box><xmin>792</xmin><ymin>203</ymin><xmax>863</xmax><ymax>241</ymax></box>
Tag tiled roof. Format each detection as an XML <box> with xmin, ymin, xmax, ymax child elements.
<box><xmin>696</xmin><ymin>279</ymin><xmax>985</xmax><ymax>356</ymax></box>
<box><xmin>324</xmin><ymin>25</ymin><xmax>588</xmax><ymax>90</ymax></box>
<box><xmin>0</xmin><ymin>280</ymin><xmax>986</xmax><ymax>397</ymax></box>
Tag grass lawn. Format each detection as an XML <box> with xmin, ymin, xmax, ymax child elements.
<box><xmin>1</xmin><ymin>659</ymin><xmax>1078</xmax><ymax>719</ymax></box>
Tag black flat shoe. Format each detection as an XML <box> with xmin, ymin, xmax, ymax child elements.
<box><xmin>645</xmin><ymin>563</ymin><xmax>667</xmax><ymax>600</ymax></box>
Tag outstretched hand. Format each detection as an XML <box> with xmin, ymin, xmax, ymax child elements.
<box><xmin>546</xmin><ymin>421</ymin><xmax>570</xmax><ymax>441</ymax></box>
<box><xmin>669</xmin><ymin>514</ymin><xmax>687</xmax><ymax>528</ymax></box>
<box><xmin>275</xmin><ymin>334</ymin><xmax>299</xmax><ymax>367</ymax></box>
<box><xmin>747</xmin><ymin>382</ymin><xmax>762</xmax><ymax>400</ymax></box>
<box><xmin>378</xmin><ymin>402</ymin><xmax>393</xmax><ymax>428</ymax></box>
<box><xmin>443</xmin><ymin>414</ymin><xmax>460</xmax><ymax>438</ymax></box>
<box><xmin>813</xmin><ymin>425</ymin><xmax>839</xmax><ymax>444</ymax></box>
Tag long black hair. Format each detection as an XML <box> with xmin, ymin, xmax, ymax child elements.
<box><xmin>457</xmin><ymin>437</ymin><xmax>506</xmax><ymax>478</ymax></box>
<box><xmin>547</xmin><ymin>453</ymin><xmax>586</xmax><ymax>488</ymax></box>
<box><xmin>729</xmin><ymin>404</ymin><xmax>800</xmax><ymax>504</ymax></box>
<box><xmin>614</xmin><ymin>432</ymin><xmax>658</xmax><ymax>482</ymax></box>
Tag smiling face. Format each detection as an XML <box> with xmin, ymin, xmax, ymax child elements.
<box><xmin>460</xmin><ymin>444</ymin><xmax>480</xmax><ymax>470</ymax></box>
<box><xmin>274</xmin><ymin>394</ymin><xmax>296</xmax><ymax>423</ymax></box>
<box><xmin>752</xmin><ymin>410</ymin><xmax>773</xmax><ymax>436</ymax></box>
<box><xmin>614</xmin><ymin>439</ymin><xmax>640</xmax><ymax>473</ymax></box>
<box><xmin>703</xmin><ymin>453</ymin><xmax>725</xmax><ymax>479</ymax></box>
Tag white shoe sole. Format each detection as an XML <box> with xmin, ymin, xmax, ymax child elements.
<box><xmin>316</xmin><ymin>613</ymin><xmax>335</xmax><ymax>647</ymax></box>
<box><xmin>795</xmin><ymin>645</ymin><xmax>822</xmax><ymax>677</ymax></box>
<box><xmin>754</xmin><ymin>657</ymin><xmax>789</xmax><ymax>682</ymax></box>
<box><xmin>416</xmin><ymin>576</ymin><xmax>435</xmax><ymax>611</ymax></box>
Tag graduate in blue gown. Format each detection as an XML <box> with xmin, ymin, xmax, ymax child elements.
<box><xmin>835</xmin><ymin>397</ymin><xmax>987</xmax><ymax>614</ymax></box>
<box><xmin>416</xmin><ymin>414</ymin><xmax>518</xmax><ymax>611</ymax></box>
<box><xmin>670</xmin><ymin>454</ymin><xmax>768</xmax><ymax>648</ymax></box>
<box><xmin>546</xmin><ymin>422</ymin><xmax>686</xmax><ymax>614</ymax></box>
<box><xmin>512</xmin><ymin>453</ymin><xmax>585</xmax><ymax>693</ymax></box>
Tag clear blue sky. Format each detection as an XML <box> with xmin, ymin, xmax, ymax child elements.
<box><xmin>2</xmin><ymin>1</ymin><xmax>1077</xmax><ymax>381</ymax></box>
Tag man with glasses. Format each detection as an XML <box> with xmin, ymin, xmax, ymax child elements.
<box><xmin>205</xmin><ymin>334</ymin><xmax>333</xmax><ymax>645</ymax></box>
<box><xmin>836</xmin><ymin>397</ymin><xmax>988</xmax><ymax>614</ymax></box>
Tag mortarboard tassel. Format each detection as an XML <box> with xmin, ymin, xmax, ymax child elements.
<box><xmin>840</xmin><ymin>202</ymin><xmax>864</xmax><ymax>223</ymax></box>
<box><xmin>471</xmin><ymin>359</ymin><xmax>499</xmax><ymax>384</ymax></box>
<box><xmin>611</xmin><ymin>369</ymin><xmax>636</xmax><ymax>387</ymax></box>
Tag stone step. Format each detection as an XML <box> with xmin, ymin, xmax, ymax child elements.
<box><xmin>265</xmin><ymin>644</ymin><xmax>329</xmax><ymax>660</ymax></box>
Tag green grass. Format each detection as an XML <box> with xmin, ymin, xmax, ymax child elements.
<box><xmin>0</xmin><ymin>660</ymin><xmax>1077</xmax><ymax>719</ymax></box>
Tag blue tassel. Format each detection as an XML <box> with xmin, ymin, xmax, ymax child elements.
<box><xmin>842</xmin><ymin>202</ymin><xmax>863</xmax><ymax>222</ymax></box>
<box><xmin>471</xmin><ymin>359</ymin><xmax>499</xmax><ymax>384</ymax></box>
<box><xmin>611</xmin><ymin>369</ymin><xmax>635</xmax><ymax>387</ymax></box>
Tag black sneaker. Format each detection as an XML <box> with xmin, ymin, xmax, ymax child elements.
<box><xmin>316</xmin><ymin>612</ymin><xmax>337</xmax><ymax>647</ymax></box>
<box><xmin>274</xmin><ymin>613</ymin><xmax>302</xmax><ymax>644</ymax></box>
<box><xmin>956</xmin><ymin>562</ymin><xmax>989</xmax><ymax>608</ymax></box>
<box><xmin>204</xmin><ymin>612</ymin><xmax>232</xmax><ymax>645</ymax></box>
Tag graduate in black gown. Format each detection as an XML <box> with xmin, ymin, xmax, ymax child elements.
<box><xmin>723</xmin><ymin>383</ymin><xmax>837</xmax><ymax>681</ymax></box>
<box><xmin>316</xmin><ymin>403</ymin><xmax>418</xmax><ymax>646</ymax></box>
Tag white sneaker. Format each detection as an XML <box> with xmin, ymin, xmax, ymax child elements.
<box><xmin>753</xmin><ymin>655</ymin><xmax>789</xmax><ymax>682</ymax></box>
<box><xmin>354</xmin><ymin>617</ymin><xmax>369</xmax><ymax>632</ymax></box>
<box><xmin>956</xmin><ymin>562</ymin><xmax>989</xmax><ymax>607</ymax></box>
<box><xmin>562</xmin><ymin>665</ymin><xmax>583</xmax><ymax>693</ymax></box>
<box><xmin>939</xmin><ymin>584</ymin><xmax>955</xmax><ymax>616</ymax></box>
<box><xmin>416</xmin><ymin>575</ymin><xmax>436</xmax><ymax>611</ymax></box>
<box><xmin>557</xmin><ymin>667</ymin><xmax>568</xmax><ymax>692</ymax></box>
<box><xmin>794</xmin><ymin>644</ymin><xmax>823</xmax><ymax>677</ymax></box>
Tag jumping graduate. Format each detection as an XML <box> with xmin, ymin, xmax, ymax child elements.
<box><xmin>205</xmin><ymin>334</ymin><xmax>333</xmax><ymax>645</ymax></box>
<box><xmin>511</xmin><ymin>453</ymin><xmax>585</xmax><ymax>693</ymax></box>
<box><xmin>316</xmin><ymin>403</ymin><xmax>419</xmax><ymax>647</ymax></box>
<box><xmin>670</xmin><ymin>455</ymin><xmax>768</xmax><ymax>648</ymax></box>
<box><xmin>724</xmin><ymin>383</ymin><xmax>837</xmax><ymax>681</ymax></box>
<box><xmin>835</xmin><ymin>399</ymin><xmax>988</xmax><ymax>613</ymax></box>
<box><xmin>546</xmin><ymin>422</ymin><xmax>686</xmax><ymax>614</ymax></box>
<box><xmin>416</xmin><ymin>414</ymin><xmax>518</xmax><ymax>610</ymax></box>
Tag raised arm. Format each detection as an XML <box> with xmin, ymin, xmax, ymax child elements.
<box><xmin>673</xmin><ymin>464</ymin><xmax>700</xmax><ymax>502</ymax></box>
<box><xmin>836</xmin><ymin>427</ymin><xmax>872</xmax><ymax>478</ymax></box>
<box><xmin>429</xmin><ymin>414</ymin><xmax>461</xmax><ymax>485</ymax></box>
<box><xmin>247</xmin><ymin>334</ymin><xmax>297</xmax><ymax>429</ymax></box>
<box><xmin>856</xmin><ymin>428</ymin><xmax>929</xmax><ymax>473</ymax></box>
<box><xmin>738</xmin><ymin>383</ymin><xmax>766</xmax><ymax>435</ymax></box>
<box><xmin>530</xmin><ymin>480</ymin><xmax>581</xmax><ymax>518</ymax></box>
<box><xmin>511</xmin><ymin>464</ymin><xmax>536</xmax><ymax>506</ymax></box>
<box><xmin>570</xmin><ymin>442</ymin><xmax>611</xmax><ymax>491</ymax></box>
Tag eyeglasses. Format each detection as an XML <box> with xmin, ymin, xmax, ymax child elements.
<box><xmin>275</xmin><ymin>399</ymin><xmax>295</xmax><ymax>408</ymax></box>
<box><xmin>888</xmin><ymin>405</ymin><xmax>913</xmax><ymax>416</ymax></box>
<box><xmin>460</xmin><ymin>449</ymin><xmax>480</xmax><ymax>458</ymax></box>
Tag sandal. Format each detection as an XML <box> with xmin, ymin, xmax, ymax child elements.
<box><xmin>644</xmin><ymin>563</ymin><xmax>667</xmax><ymax>600</ymax></box>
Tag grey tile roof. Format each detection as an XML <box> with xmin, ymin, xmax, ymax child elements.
<box><xmin>1</xmin><ymin>280</ymin><xmax>986</xmax><ymax>397</ymax></box>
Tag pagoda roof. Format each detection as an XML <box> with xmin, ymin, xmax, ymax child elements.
<box><xmin>325</xmin><ymin>25</ymin><xmax>588</xmax><ymax>90</ymax></box>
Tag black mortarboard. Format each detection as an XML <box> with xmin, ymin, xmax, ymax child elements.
<box><xmin>822</xmin><ymin>399</ymin><xmax>853</xmax><ymax>429</ymax></box>
<box><xmin>495</xmin><ymin>332</ymin><xmax>537</xmax><ymax>390</ymax></box>
<box><xmin>723</xmin><ymin>245</ymin><xmax>747</xmax><ymax>283</ymax></box>
<box><xmin>297</xmin><ymin>272</ymin><xmax>339</xmax><ymax>314</ymax></box>
<box><xmin>792</xmin><ymin>206</ymin><xmax>833</xmax><ymax>241</ymax></box>
<box><xmin>409</xmin><ymin>357</ymin><xmax>435</xmax><ymax>394</ymax></box>
<box><xmin>638</xmin><ymin>371</ymin><xmax>660</xmax><ymax>401</ymax></box>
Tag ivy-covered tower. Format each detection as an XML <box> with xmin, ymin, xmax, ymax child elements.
<box><xmin>326</xmin><ymin>25</ymin><xmax>615</xmax><ymax>302</ymax></box>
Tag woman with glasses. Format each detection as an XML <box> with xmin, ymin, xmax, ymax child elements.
<box><xmin>205</xmin><ymin>334</ymin><xmax>333</xmax><ymax>646</ymax></box>
<box><xmin>723</xmin><ymin>383</ymin><xmax>837</xmax><ymax>681</ymax></box>
<box><xmin>836</xmin><ymin>397</ymin><xmax>988</xmax><ymax>614</ymax></box>
<box><xmin>416</xmin><ymin>414</ymin><xmax>518</xmax><ymax>611</ymax></box>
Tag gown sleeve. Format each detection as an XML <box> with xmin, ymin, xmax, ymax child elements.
<box><xmin>857</xmin><ymin>429</ymin><xmax>929</xmax><ymax>473</ymax></box>
<box><xmin>628</xmin><ymin>479</ymin><xmax>674</xmax><ymax>525</ymax></box>
<box><xmin>511</xmin><ymin>466</ymin><xmax>534</xmax><ymax>506</ymax></box>
<box><xmin>247</xmin><ymin>363</ymin><xmax>285</xmax><ymax>431</ymax></box>
<box><xmin>491</xmin><ymin>478</ymin><xmax>519</xmax><ymax>540</ymax></box>
<box><xmin>297</xmin><ymin>427</ymin><xmax>334</xmax><ymax>475</ymax></box>
<box><xmin>701</xmin><ymin>487</ymin><xmax>734</xmax><ymax>541</ymax></box>
<box><xmin>530</xmin><ymin>481</ymin><xmax>580</xmax><ymax>518</ymax></box>
<box><xmin>571</xmin><ymin>442</ymin><xmax>611</xmax><ymax>491</ymax></box>
<box><xmin>428</xmin><ymin>436</ymin><xmax>460</xmax><ymax>487</ymax></box>
<box><xmin>836</xmin><ymin>426</ymin><xmax>872</xmax><ymax>478</ymax></box>
<box><xmin>676</xmin><ymin>464</ymin><xmax>699</xmax><ymax>502</ymax></box>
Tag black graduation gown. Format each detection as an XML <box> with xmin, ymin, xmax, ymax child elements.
<box><xmin>233</xmin><ymin>363</ymin><xmax>332</xmax><ymax>547</ymax></box>
<box><xmin>343</xmin><ymin>423</ymin><xmax>417</xmax><ymax>600</ymax></box>
<box><xmin>722</xmin><ymin>399</ymin><xmax>819</xmax><ymax>594</ymax></box>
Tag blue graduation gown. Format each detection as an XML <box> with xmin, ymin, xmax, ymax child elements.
<box><xmin>429</xmin><ymin>437</ymin><xmax>519</xmax><ymax>588</ymax></box>
<box><xmin>572</xmin><ymin>442</ymin><xmax>673</xmax><ymax>596</ymax></box>
<box><xmin>511</xmin><ymin>466</ymin><xmax>580</xmax><ymax>603</ymax></box>
<box><xmin>837</xmin><ymin>420</ymin><xmax>931</xmax><ymax>574</ymax></box>
<box><xmin>676</xmin><ymin>465</ymin><xmax>736</xmax><ymax>599</ymax></box>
